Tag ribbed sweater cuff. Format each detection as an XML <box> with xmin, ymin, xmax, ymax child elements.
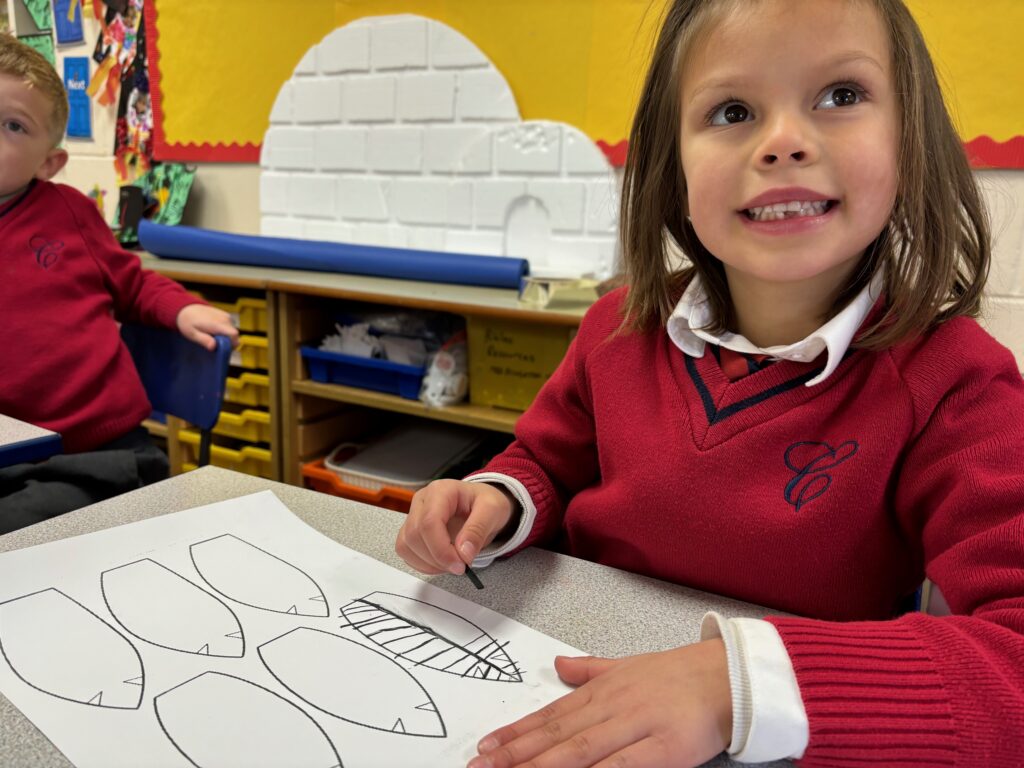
<box><xmin>466</xmin><ymin>461</ymin><xmax>557</xmax><ymax>547</ymax></box>
<box><xmin>767</xmin><ymin>616</ymin><xmax>957</xmax><ymax>766</ymax></box>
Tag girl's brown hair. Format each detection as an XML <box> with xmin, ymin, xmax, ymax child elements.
<box><xmin>619</xmin><ymin>0</ymin><xmax>990</xmax><ymax>350</ymax></box>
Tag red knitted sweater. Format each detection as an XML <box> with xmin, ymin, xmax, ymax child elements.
<box><xmin>0</xmin><ymin>182</ymin><xmax>198</xmax><ymax>452</ymax></box>
<box><xmin>478</xmin><ymin>288</ymin><xmax>1024</xmax><ymax>767</ymax></box>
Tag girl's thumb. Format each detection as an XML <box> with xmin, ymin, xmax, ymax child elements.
<box><xmin>455</xmin><ymin>508</ymin><xmax>505</xmax><ymax>564</ymax></box>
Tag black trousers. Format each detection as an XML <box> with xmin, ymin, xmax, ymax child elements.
<box><xmin>0</xmin><ymin>427</ymin><xmax>168</xmax><ymax>534</ymax></box>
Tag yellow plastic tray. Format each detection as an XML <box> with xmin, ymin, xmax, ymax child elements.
<box><xmin>179</xmin><ymin>430</ymin><xmax>273</xmax><ymax>478</ymax></box>
<box><xmin>230</xmin><ymin>335</ymin><xmax>269</xmax><ymax>370</ymax></box>
<box><xmin>223</xmin><ymin>372</ymin><xmax>271</xmax><ymax>408</ymax></box>
<box><xmin>213</xmin><ymin>409</ymin><xmax>271</xmax><ymax>443</ymax></box>
<box><xmin>210</xmin><ymin>298</ymin><xmax>268</xmax><ymax>333</ymax></box>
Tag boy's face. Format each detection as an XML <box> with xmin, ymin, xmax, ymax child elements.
<box><xmin>0</xmin><ymin>73</ymin><xmax>67</xmax><ymax>201</ymax></box>
<box><xmin>678</xmin><ymin>0</ymin><xmax>898</xmax><ymax>302</ymax></box>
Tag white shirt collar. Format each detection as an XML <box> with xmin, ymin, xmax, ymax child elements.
<box><xmin>666</xmin><ymin>272</ymin><xmax>883</xmax><ymax>387</ymax></box>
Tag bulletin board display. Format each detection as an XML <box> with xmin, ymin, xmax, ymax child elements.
<box><xmin>144</xmin><ymin>0</ymin><xmax>1023</xmax><ymax>169</ymax></box>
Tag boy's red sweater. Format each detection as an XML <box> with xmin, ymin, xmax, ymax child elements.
<box><xmin>0</xmin><ymin>182</ymin><xmax>197</xmax><ymax>452</ymax></box>
<box><xmin>477</xmin><ymin>288</ymin><xmax>1024</xmax><ymax>767</ymax></box>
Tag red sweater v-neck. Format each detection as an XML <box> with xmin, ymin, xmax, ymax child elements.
<box><xmin>478</xmin><ymin>287</ymin><xmax>1024</xmax><ymax>766</ymax></box>
<box><xmin>0</xmin><ymin>182</ymin><xmax>198</xmax><ymax>452</ymax></box>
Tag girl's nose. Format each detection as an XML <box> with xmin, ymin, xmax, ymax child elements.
<box><xmin>756</xmin><ymin>114</ymin><xmax>816</xmax><ymax>167</ymax></box>
<box><xmin>762</xmin><ymin>149</ymin><xmax>807</xmax><ymax>165</ymax></box>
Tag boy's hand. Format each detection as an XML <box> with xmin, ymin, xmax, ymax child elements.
<box><xmin>396</xmin><ymin>479</ymin><xmax>515</xmax><ymax>575</ymax></box>
<box><xmin>175</xmin><ymin>303</ymin><xmax>239</xmax><ymax>351</ymax></box>
<box><xmin>468</xmin><ymin>639</ymin><xmax>733</xmax><ymax>768</ymax></box>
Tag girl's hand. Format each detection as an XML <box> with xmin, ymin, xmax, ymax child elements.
<box><xmin>175</xmin><ymin>303</ymin><xmax>239</xmax><ymax>351</ymax></box>
<box><xmin>468</xmin><ymin>639</ymin><xmax>732</xmax><ymax>768</ymax></box>
<box><xmin>396</xmin><ymin>479</ymin><xmax>514</xmax><ymax>575</ymax></box>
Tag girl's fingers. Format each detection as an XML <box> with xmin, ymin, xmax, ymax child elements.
<box><xmin>475</xmin><ymin>687</ymin><xmax>595</xmax><ymax>759</ymax></box>
<box><xmin>416</xmin><ymin>489</ymin><xmax>465</xmax><ymax>573</ymax></box>
<box><xmin>591</xmin><ymin>737</ymin><xmax>697</xmax><ymax>768</ymax></box>
<box><xmin>471</xmin><ymin>706</ymin><xmax>643</xmax><ymax>768</ymax></box>
<box><xmin>393</xmin><ymin>535</ymin><xmax>448</xmax><ymax>575</ymax></box>
<box><xmin>398</xmin><ymin>484</ymin><xmax>464</xmax><ymax>573</ymax></box>
<box><xmin>554</xmin><ymin>655</ymin><xmax>618</xmax><ymax>686</ymax></box>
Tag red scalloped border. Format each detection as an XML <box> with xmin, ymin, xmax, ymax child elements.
<box><xmin>143</xmin><ymin>0</ymin><xmax>170</xmax><ymax>160</ymax></box>
<box><xmin>596</xmin><ymin>139</ymin><xmax>628</xmax><ymax>167</ymax></box>
<box><xmin>964</xmin><ymin>135</ymin><xmax>1024</xmax><ymax>170</ymax></box>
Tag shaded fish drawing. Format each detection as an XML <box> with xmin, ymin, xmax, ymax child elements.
<box><xmin>340</xmin><ymin>592</ymin><xmax>522</xmax><ymax>683</ymax></box>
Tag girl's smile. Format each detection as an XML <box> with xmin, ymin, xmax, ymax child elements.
<box><xmin>739</xmin><ymin>186</ymin><xmax>837</xmax><ymax>233</ymax></box>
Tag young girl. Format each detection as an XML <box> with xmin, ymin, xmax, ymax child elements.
<box><xmin>396</xmin><ymin>0</ymin><xmax>1024</xmax><ymax>765</ymax></box>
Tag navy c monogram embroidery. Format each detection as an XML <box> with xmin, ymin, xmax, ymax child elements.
<box><xmin>784</xmin><ymin>440</ymin><xmax>858</xmax><ymax>511</ymax></box>
<box><xmin>30</xmin><ymin>236</ymin><xmax>64</xmax><ymax>269</ymax></box>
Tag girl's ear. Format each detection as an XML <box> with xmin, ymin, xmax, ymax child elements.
<box><xmin>36</xmin><ymin>147</ymin><xmax>69</xmax><ymax>181</ymax></box>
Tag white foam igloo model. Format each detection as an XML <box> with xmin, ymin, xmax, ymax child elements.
<box><xmin>260</xmin><ymin>15</ymin><xmax>619</xmax><ymax>280</ymax></box>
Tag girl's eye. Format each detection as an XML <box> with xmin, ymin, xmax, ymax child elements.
<box><xmin>708</xmin><ymin>101</ymin><xmax>751</xmax><ymax>126</ymax></box>
<box><xmin>3</xmin><ymin>120</ymin><xmax>26</xmax><ymax>133</ymax></box>
<box><xmin>817</xmin><ymin>86</ymin><xmax>862</xmax><ymax>110</ymax></box>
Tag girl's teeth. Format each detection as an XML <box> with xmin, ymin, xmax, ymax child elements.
<box><xmin>745</xmin><ymin>200</ymin><xmax>830</xmax><ymax>221</ymax></box>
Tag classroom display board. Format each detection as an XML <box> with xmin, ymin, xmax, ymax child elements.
<box><xmin>0</xmin><ymin>491</ymin><xmax>581</xmax><ymax>767</ymax></box>
<box><xmin>143</xmin><ymin>0</ymin><xmax>1023</xmax><ymax>169</ymax></box>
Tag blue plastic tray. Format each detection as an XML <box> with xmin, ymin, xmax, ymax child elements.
<box><xmin>301</xmin><ymin>347</ymin><xmax>426</xmax><ymax>400</ymax></box>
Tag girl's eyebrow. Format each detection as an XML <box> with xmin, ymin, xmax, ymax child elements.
<box><xmin>686</xmin><ymin>50</ymin><xmax>886</xmax><ymax>104</ymax></box>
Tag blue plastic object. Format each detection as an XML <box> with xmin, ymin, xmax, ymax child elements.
<box><xmin>0</xmin><ymin>427</ymin><xmax>62</xmax><ymax>468</ymax></box>
<box><xmin>301</xmin><ymin>346</ymin><xmax>426</xmax><ymax>400</ymax></box>
<box><xmin>138</xmin><ymin>220</ymin><xmax>529</xmax><ymax>290</ymax></box>
<box><xmin>121</xmin><ymin>324</ymin><xmax>232</xmax><ymax>466</ymax></box>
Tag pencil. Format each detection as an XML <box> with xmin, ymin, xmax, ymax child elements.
<box><xmin>464</xmin><ymin>564</ymin><xmax>484</xmax><ymax>590</ymax></box>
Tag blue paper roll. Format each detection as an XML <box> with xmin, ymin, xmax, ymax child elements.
<box><xmin>138</xmin><ymin>221</ymin><xmax>529</xmax><ymax>290</ymax></box>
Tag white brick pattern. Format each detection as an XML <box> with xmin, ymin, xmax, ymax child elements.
<box><xmin>261</xmin><ymin>15</ymin><xmax>620</xmax><ymax>280</ymax></box>
<box><xmin>978</xmin><ymin>171</ymin><xmax>1024</xmax><ymax>368</ymax></box>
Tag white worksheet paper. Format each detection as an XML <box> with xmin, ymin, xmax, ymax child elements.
<box><xmin>0</xmin><ymin>491</ymin><xmax>584</xmax><ymax>767</ymax></box>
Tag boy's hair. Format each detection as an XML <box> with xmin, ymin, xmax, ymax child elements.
<box><xmin>619</xmin><ymin>0</ymin><xmax>990</xmax><ymax>350</ymax></box>
<box><xmin>0</xmin><ymin>33</ymin><xmax>69</xmax><ymax>145</ymax></box>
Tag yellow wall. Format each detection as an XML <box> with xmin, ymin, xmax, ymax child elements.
<box><xmin>154</xmin><ymin>0</ymin><xmax>1021</xmax><ymax>152</ymax></box>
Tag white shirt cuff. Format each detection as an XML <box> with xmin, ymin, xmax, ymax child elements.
<box><xmin>463</xmin><ymin>473</ymin><xmax>536</xmax><ymax>567</ymax></box>
<box><xmin>701</xmin><ymin>613</ymin><xmax>808</xmax><ymax>762</ymax></box>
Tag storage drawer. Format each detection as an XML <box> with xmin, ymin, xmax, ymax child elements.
<box><xmin>213</xmin><ymin>409</ymin><xmax>271</xmax><ymax>443</ymax></box>
<box><xmin>224</xmin><ymin>372</ymin><xmax>271</xmax><ymax>408</ymax></box>
<box><xmin>210</xmin><ymin>298</ymin><xmax>268</xmax><ymax>333</ymax></box>
<box><xmin>231</xmin><ymin>335</ymin><xmax>270</xmax><ymax>370</ymax></box>
<box><xmin>179</xmin><ymin>429</ymin><xmax>273</xmax><ymax>478</ymax></box>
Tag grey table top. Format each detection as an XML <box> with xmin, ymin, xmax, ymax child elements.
<box><xmin>0</xmin><ymin>415</ymin><xmax>61</xmax><ymax>468</ymax></box>
<box><xmin>0</xmin><ymin>467</ymin><xmax>790</xmax><ymax>767</ymax></box>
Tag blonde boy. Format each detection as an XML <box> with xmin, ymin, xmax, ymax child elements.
<box><xmin>0</xmin><ymin>35</ymin><xmax>237</xmax><ymax>529</ymax></box>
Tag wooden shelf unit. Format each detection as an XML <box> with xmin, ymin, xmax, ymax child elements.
<box><xmin>140</xmin><ymin>254</ymin><xmax>585</xmax><ymax>487</ymax></box>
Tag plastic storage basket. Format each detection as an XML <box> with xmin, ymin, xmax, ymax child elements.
<box><xmin>324</xmin><ymin>422</ymin><xmax>482</xmax><ymax>492</ymax></box>
<box><xmin>302</xmin><ymin>458</ymin><xmax>416</xmax><ymax>513</ymax></box>
<box><xmin>301</xmin><ymin>346</ymin><xmax>426</xmax><ymax>400</ymax></box>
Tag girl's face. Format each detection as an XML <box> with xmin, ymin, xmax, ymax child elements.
<box><xmin>679</xmin><ymin>0</ymin><xmax>898</xmax><ymax>299</ymax></box>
